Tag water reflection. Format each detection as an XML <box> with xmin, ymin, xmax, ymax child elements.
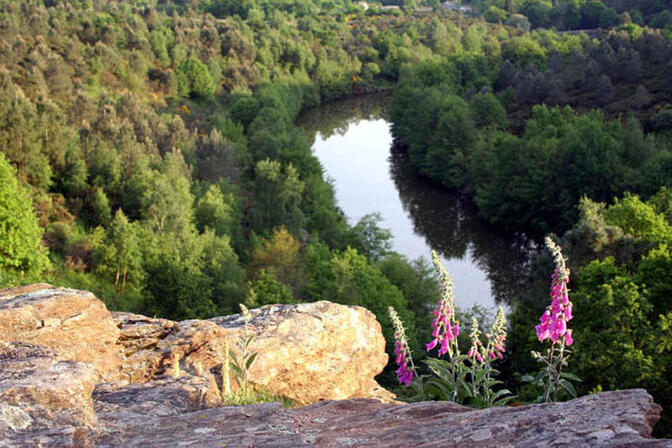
<box><xmin>299</xmin><ymin>93</ymin><xmax>391</xmax><ymax>145</ymax></box>
<box><xmin>388</xmin><ymin>143</ymin><xmax>534</xmax><ymax>305</ymax></box>
<box><xmin>298</xmin><ymin>94</ymin><xmax>534</xmax><ymax>309</ymax></box>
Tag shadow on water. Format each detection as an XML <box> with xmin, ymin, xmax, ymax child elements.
<box><xmin>388</xmin><ymin>142</ymin><xmax>536</xmax><ymax>305</ymax></box>
<box><xmin>299</xmin><ymin>93</ymin><xmax>536</xmax><ymax>307</ymax></box>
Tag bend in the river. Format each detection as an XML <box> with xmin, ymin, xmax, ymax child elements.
<box><xmin>298</xmin><ymin>94</ymin><xmax>532</xmax><ymax>312</ymax></box>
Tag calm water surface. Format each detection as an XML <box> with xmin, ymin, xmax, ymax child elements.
<box><xmin>299</xmin><ymin>95</ymin><xmax>532</xmax><ymax>311</ymax></box>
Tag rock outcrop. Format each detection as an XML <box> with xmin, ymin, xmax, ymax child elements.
<box><xmin>211</xmin><ymin>301</ymin><xmax>392</xmax><ymax>404</ymax></box>
<box><xmin>0</xmin><ymin>285</ymin><xmax>391</xmax><ymax>406</ymax></box>
<box><xmin>113</xmin><ymin>301</ymin><xmax>392</xmax><ymax>404</ymax></box>
<box><xmin>0</xmin><ymin>285</ymin><xmax>124</xmax><ymax>381</ymax></box>
<box><xmin>0</xmin><ymin>284</ymin><xmax>670</xmax><ymax>447</ymax></box>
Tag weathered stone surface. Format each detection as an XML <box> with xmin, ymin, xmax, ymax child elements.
<box><xmin>0</xmin><ymin>426</ymin><xmax>93</xmax><ymax>448</ymax></box>
<box><xmin>0</xmin><ymin>285</ymin><xmax>123</xmax><ymax>381</ymax></box>
<box><xmin>212</xmin><ymin>301</ymin><xmax>393</xmax><ymax>404</ymax></box>
<box><xmin>113</xmin><ymin>312</ymin><xmax>226</xmax><ymax>387</ymax></box>
<box><xmin>114</xmin><ymin>301</ymin><xmax>392</xmax><ymax>404</ymax></box>
<box><xmin>93</xmin><ymin>375</ymin><xmax>221</xmax><ymax>429</ymax></box>
<box><xmin>0</xmin><ymin>342</ymin><xmax>98</xmax><ymax>435</ymax></box>
<box><xmin>77</xmin><ymin>389</ymin><xmax>672</xmax><ymax>447</ymax></box>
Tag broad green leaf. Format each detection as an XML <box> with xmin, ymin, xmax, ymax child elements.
<box><xmin>246</xmin><ymin>352</ymin><xmax>258</xmax><ymax>369</ymax></box>
<box><xmin>560</xmin><ymin>379</ymin><xmax>577</xmax><ymax>398</ymax></box>
<box><xmin>560</xmin><ymin>372</ymin><xmax>581</xmax><ymax>382</ymax></box>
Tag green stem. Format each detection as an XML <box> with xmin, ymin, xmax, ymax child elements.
<box><xmin>406</xmin><ymin>347</ymin><xmax>425</xmax><ymax>399</ymax></box>
<box><xmin>553</xmin><ymin>342</ymin><xmax>565</xmax><ymax>402</ymax></box>
<box><xmin>543</xmin><ymin>342</ymin><xmax>556</xmax><ymax>403</ymax></box>
<box><xmin>451</xmin><ymin>356</ymin><xmax>457</xmax><ymax>402</ymax></box>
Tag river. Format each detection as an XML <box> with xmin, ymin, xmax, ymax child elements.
<box><xmin>298</xmin><ymin>94</ymin><xmax>532</xmax><ymax>312</ymax></box>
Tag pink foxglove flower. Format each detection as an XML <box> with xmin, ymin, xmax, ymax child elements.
<box><xmin>427</xmin><ymin>251</ymin><xmax>461</xmax><ymax>358</ymax></box>
<box><xmin>536</xmin><ymin>238</ymin><xmax>573</xmax><ymax>347</ymax></box>
<box><xmin>467</xmin><ymin>317</ymin><xmax>484</xmax><ymax>363</ymax></box>
<box><xmin>565</xmin><ymin>329</ymin><xmax>574</xmax><ymax>346</ymax></box>
<box><xmin>389</xmin><ymin>307</ymin><xmax>415</xmax><ymax>387</ymax></box>
<box><xmin>532</xmin><ymin>238</ymin><xmax>580</xmax><ymax>403</ymax></box>
<box><xmin>489</xmin><ymin>307</ymin><xmax>508</xmax><ymax>360</ymax></box>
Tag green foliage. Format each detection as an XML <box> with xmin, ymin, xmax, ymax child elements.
<box><xmin>467</xmin><ymin>106</ymin><xmax>663</xmax><ymax>232</ymax></box>
<box><xmin>138</xmin><ymin>153</ymin><xmax>195</xmax><ymax>236</ymax></box>
<box><xmin>391</xmin><ymin>86</ymin><xmax>476</xmax><ymax>188</ymax></box>
<box><xmin>0</xmin><ymin>81</ymin><xmax>53</xmax><ymax>190</ymax></box>
<box><xmin>143</xmin><ymin>247</ymin><xmax>217</xmax><ymax>320</ymax></box>
<box><xmin>87</xmin><ymin>188</ymin><xmax>112</xmax><ymax>227</ymax></box>
<box><xmin>571</xmin><ymin>258</ymin><xmax>659</xmax><ymax>391</ymax></box>
<box><xmin>246</xmin><ymin>268</ymin><xmax>295</xmax><ymax>306</ymax></box>
<box><xmin>378</xmin><ymin>254</ymin><xmax>439</xmax><ymax>345</ymax></box>
<box><xmin>195</xmin><ymin>184</ymin><xmax>242</xmax><ymax>242</ymax></box>
<box><xmin>604</xmin><ymin>194</ymin><xmax>672</xmax><ymax>241</ymax></box>
<box><xmin>248</xmin><ymin>159</ymin><xmax>305</xmax><ymax>236</ymax></box>
<box><xmin>176</xmin><ymin>57</ymin><xmax>216</xmax><ymax>98</ymax></box>
<box><xmin>522</xmin><ymin>351</ymin><xmax>581</xmax><ymax>402</ymax></box>
<box><xmin>469</xmin><ymin>92</ymin><xmax>508</xmax><ymax>130</ymax></box>
<box><xmin>0</xmin><ymin>154</ymin><xmax>50</xmax><ymax>284</ymax></box>
<box><xmin>484</xmin><ymin>5</ymin><xmax>508</xmax><ymax>23</ymax></box>
<box><xmin>423</xmin><ymin>355</ymin><xmax>514</xmax><ymax>407</ymax></box>
<box><xmin>249</xmin><ymin>226</ymin><xmax>306</xmax><ymax>298</ymax></box>
<box><xmin>509</xmin><ymin>188</ymin><xmax>672</xmax><ymax>435</ymax></box>
<box><xmin>345</xmin><ymin>213</ymin><xmax>392</xmax><ymax>261</ymax></box>
<box><xmin>199</xmin><ymin>229</ymin><xmax>246</xmax><ymax>314</ymax></box>
<box><xmin>93</xmin><ymin>209</ymin><xmax>144</xmax><ymax>293</ymax></box>
<box><xmin>228</xmin><ymin>304</ymin><xmax>259</xmax><ymax>398</ymax></box>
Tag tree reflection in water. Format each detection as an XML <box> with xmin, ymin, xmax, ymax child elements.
<box><xmin>299</xmin><ymin>94</ymin><xmax>536</xmax><ymax>308</ymax></box>
<box><xmin>388</xmin><ymin>142</ymin><xmax>535</xmax><ymax>306</ymax></box>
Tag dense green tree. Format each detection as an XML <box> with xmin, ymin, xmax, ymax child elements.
<box><xmin>0</xmin><ymin>81</ymin><xmax>52</xmax><ymax>190</ymax></box>
<box><xmin>82</xmin><ymin>188</ymin><xmax>111</xmax><ymax>228</ymax></box>
<box><xmin>143</xmin><ymin>251</ymin><xmax>216</xmax><ymax>320</ymax></box>
<box><xmin>378</xmin><ymin>254</ymin><xmax>439</xmax><ymax>346</ymax></box>
<box><xmin>248</xmin><ymin>159</ymin><xmax>305</xmax><ymax>235</ymax></box>
<box><xmin>176</xmin><ymin>56</ymin><xmax>216</xmax><ymax>98</ymax></box>
<box><xmin>199</xmin><ymin>229</ymin><xmax>246</xmax><ymax>314</ymax></box>
<box><xmin>194</xmin><ymin>184</ymin><xmax>241</xmax><ymax>241</ymax></box>
<box><xmin>195</xmin><ymin>129</ymin><xmax>241</xmax><ymax>184</ymax></box>
<box><xmin>93</xmin><ymin>209</ymin><xmax>144</xmax><ymax>293</ymax></box>
<box><xmin>0</xmin><ymin>154</ymin><xmax>50</xmax><ymax>283</ymax></box>
<box><xmin>138</xmin><ymin>153</ymin><xmax>195</xmax><ymax>236</ymax></box>
<box><xmin>469</xmin><ymin>92</ymin><xmax>508</xmax><ymax>130</ymax></box>
<box><xmin>58</xmin><ymin>145</ymin><xmax>88</xmax><ymax>198</ymax></box>
<box><xmin>246</xmin><ymin>268</ymin><xmax>296</xmax><ymax>307</ymax></box>
<box><xmin>249</xmin><ymin>226</ymin><xmax>306</xmax><ymax>298</ymax></box>
<box><xmin>604</xmin><ymin>194</ymin><xmax>672</xmax><ymax>241</ymax></box>
<box><xmin>344</xmin><ymin>213</ymin><xmax>392</xmax><ymax>261</ymax></box>
<box><xmin>391</xmin><ymin>86</ymin><xmax>476</xmax><ymax>188</ymax></box>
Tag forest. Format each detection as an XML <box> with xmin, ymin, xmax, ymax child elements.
<box><xmin>0</xmin><ymin>0</ymin><xmax>671</xmax><ymax>437</ymax></box>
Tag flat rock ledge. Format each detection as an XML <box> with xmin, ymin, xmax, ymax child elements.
<box><xmin>2</xmin><ymin>389</ymin><xmax>670</xmax><ymax>447</ymax></box>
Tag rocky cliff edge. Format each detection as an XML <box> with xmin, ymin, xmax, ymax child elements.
<box><xmin>0</xmin><ymin>284</ymin><xmax>669</xmax><ymax>447</ymax></box>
